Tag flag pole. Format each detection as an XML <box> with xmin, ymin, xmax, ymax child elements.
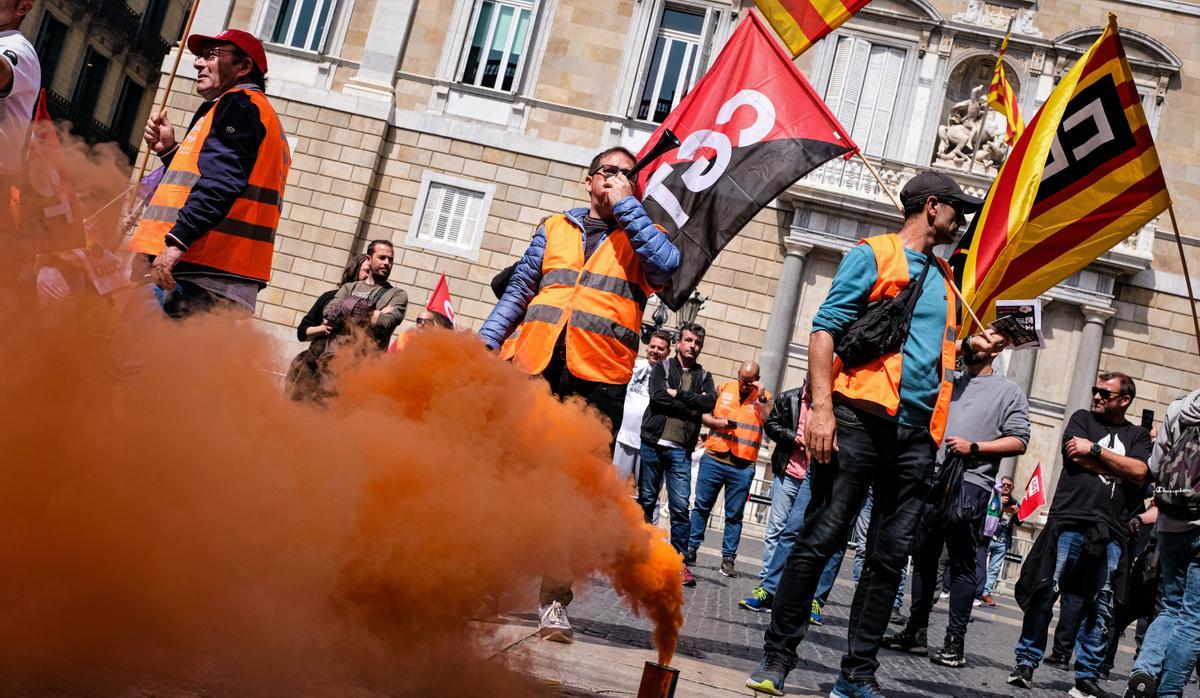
<box><xmin>1166</xmin><ymin>204</ymin><xmax>1200</xmax><ymax>355</ymax></box>
<box><xmin>968</xmin><ymin>18</ymin><xmax>1013</xmax><ymax>176</ymax></box>
<box><xmin>134</xmin><ymin>0</ymin><xmax>203</xmax><ymax>185</ymax></box>
<box><xmin>856</xmin><ymin>150</ymin><xmax>988</xmax><ymax>332</ymax></box>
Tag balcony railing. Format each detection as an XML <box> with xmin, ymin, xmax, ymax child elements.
<box><xmin>45</xmin><ymin>89</ymin><xmax>138</xmax><ymax>163</ymax></box>
<box><xmin>791</xmin><ymin>153</ymin><xmax>1154</xmax><ymax>266</ymax></box>
<box><xmin>76</xmin><ymin>0</ymin><xmax>173</xmax><ymax>64</ymax></box>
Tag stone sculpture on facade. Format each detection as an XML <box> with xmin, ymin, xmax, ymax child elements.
<box><xmin>933</xmin><ymin>85</ymin><xmax>1008</xmax><ymax>175</ymax></box>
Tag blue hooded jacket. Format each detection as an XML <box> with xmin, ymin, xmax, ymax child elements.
<box><xmin>478</xmin><ymin>196</ymin><xmax>679</xmax><ymax>349</ymax></box>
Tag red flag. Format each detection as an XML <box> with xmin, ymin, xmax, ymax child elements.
<box><xmin>22</xmin><ymin>89</ymin><xmax>88</xmax><ymax>251</ymax></box>
<box><xmin>635</xmin><ymin>12</ymin><xmax>857</xmax><ymax>310</ymax></box>
<box><xmin>426</xmin><ymin>274</ymin><xmax>456</xmax><ymax>328</ymax></box>
<box><xmin>1017</xmin><ymin>463</ymin><xmax>1046</xmax><ymax>520</ymax></box>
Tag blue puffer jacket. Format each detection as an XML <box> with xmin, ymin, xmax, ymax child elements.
<box><xmin>478</xmin><ymin>196</ymin><xmax>679</xmax><ymax>349</ymax></box>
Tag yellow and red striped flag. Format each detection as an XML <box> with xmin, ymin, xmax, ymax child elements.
<box><xmin>988</xmin><ymin>33</ymin><xmax>1024</xmax><ymax>145</ymax></box>
<box><xmin>753</xmin><ymin>0</ymin><xmax>872</xmax><ymax>56</ymax></box>
<box><xmin>957</xmin><ymin>14</ymin><xmax>1170</xmax><ymax>329</ymax></box>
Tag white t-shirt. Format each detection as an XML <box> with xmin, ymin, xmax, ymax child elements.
<box><xmin>0</xmin><ymin>30</ymin><xmax>40</xmax><ymax>176</ymax></box>
<box><xmin>616</xmin><ymin>359</ymin><xmax>654</xmax><ymax>448</ymax></box>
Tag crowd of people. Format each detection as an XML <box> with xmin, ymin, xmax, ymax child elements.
<box><xmin>3</xmin><ymin>16</ymin><xmax>1196</xmax><ymax>698</ymax></box>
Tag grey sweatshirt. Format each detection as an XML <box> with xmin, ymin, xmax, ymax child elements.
<box><xmin>1155</xmin><ymin>388</ymin><xmax>1200</xmax><ymax>532</ymax></box>
<box><xmin>937</xmin><ymin>369</ymin><xmax>1031</xmax><ymax>490</ymax></box>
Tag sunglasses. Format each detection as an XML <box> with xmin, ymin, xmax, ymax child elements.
<box><xmin>415</xmin><ymin>317</ymin><xmax>436</xmax><ymax>326</ymax></box>
<box><xmin>1092</xmin><ymin>386</ymin><xmax>1126</xmax><ymax>401</ymax></box>
<box><xmin>938</xmin><ymin>197</ymin><xmax>967</xmax><ymax>218</ymax></box>
<box><xmin>589</xmin><ymin>164</ymin><xmax>626</xmax><ymax>179</ymax></box>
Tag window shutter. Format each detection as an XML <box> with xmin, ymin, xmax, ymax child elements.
<box><xmin>418</xmin><ymin>183</ymin><xmax>486</xmax><ymax>251</ymax></box>
<box><xmin>864</xmin><ymin>46</ymin><xmax>904</xmax><ymax>156</ymax></box>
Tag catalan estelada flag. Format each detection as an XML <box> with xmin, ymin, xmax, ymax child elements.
<box><xmin>988</xmin><ymin>33</ymin><xmax>1024</xmax><ymax>145</ymax></box>
<box><xmin>957</xmin><ymin>14</ymin><xmax>1170</xmax><ymax>329</ymax></box>
<box><xmin>753</xmin><ymin>0</ymin><xmax>872</xmax><ymax>56</ymax></box>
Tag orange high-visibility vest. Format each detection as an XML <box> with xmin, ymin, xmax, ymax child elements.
<box><xmin>499</xmin><ymin>214</ymin><xmax>659</xmax><ymax>384</ymax></box>
<box><xmin>704</xmin><ymin>381</ymin><xmax>770</xmax><ymax>462</ymax></box>
<box><xmin>129</xmin><ymin>87</ymin><xmax>290</xmax><ymax>283</ymax></box>
<box><xmin>831</xmin><ymin>234</ymin><xmax>957</xmax><ymax>445</ymax></box>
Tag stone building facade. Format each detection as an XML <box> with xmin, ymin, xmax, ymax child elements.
<box><xmin>142</xmin><ymin>0</ymin><xmax>1197</xmax><ymax>511</ymax></box>
<box><xmin>27</xmin><ymin>0</ymin><xmax>189</xmax><ymax>160</ymax></box>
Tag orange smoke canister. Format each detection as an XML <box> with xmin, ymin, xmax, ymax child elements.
<box><xmin>637</xmin><ymin>661</ymin><xmax>679</xmax><ymax>698</ymax></box>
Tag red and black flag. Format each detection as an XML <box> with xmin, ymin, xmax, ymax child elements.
<box><xmin>634</xmin><ymin>11</ymin><xmax>857</xmax><ymax>309</ymax></box>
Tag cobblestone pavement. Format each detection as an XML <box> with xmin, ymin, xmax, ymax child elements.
<box><xmin>558</xmin><ymin>547</ymin><xmax>1150</xmax><ymax>698</ymax></box>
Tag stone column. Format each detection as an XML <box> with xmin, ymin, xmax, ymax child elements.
<box><xmin>345</xmin><ymin>0</ymin><xmax>418</xmax><ymax>97</ymax></box>
<box><xmin>1065</xmin><ymin>305</ymin><xmax>1115</xmax><ymax>421</ymax></box>
<box><xmin>998</xmin><ymin>349</ymin><xmax>1038</xmax><ymax>480</ymax></box>
<box><xmin>760</xmin><ymin>240</ymin><xmax>812</xmax><ymax>395</ymax></box>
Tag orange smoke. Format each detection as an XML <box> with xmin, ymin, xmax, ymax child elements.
<box><xmin>0</xmin><ymin>139</ymin><xmax>683</xmax><ymax>692</ymax></box>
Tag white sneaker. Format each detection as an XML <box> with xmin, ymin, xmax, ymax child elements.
<box><xmin>972</xmin><ymin>598</ymin><xmax>982</xmax><ymax>607</ymax></box>
<box><xmin>538</xmin><ymin>601</ymin><xmax>574</xmax><ymax>643</ymax></box>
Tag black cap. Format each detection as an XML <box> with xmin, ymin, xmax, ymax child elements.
<box><xmin>899</xmin><ymin>171</ymin><xmax>984</xmax><ymax>213</ymax></box>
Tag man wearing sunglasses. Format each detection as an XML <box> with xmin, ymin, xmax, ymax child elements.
<box><xmin>1007</xmin><ymin>372</ymin><xmax>1151</xmax><ymax>698</ymax></box>
<box><xmin>478</xmin><ymin>146</ymin><xmax>679</xmax><ymax>644</ymax></box>
<box><xmin>747</xmin><ymin>171</ymin><xmax>1008</xmax><ymax>698</ymax></box>
<box><xmin>131</xmin><ymin>29</ymin><xmax>289</xmax><ymax>318</ymax></box>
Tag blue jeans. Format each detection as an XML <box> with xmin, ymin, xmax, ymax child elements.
<box><xmin>688</xmin><ymin>454</ymin><xmax>756</xmax><ymax>559</ymax></box>
<box><xmin>852</xmin><ymin>492</ymin><xmax>906</xmax><ymax>609</ymax></box>
<box><xmin>759</xmin><ymin>474</ymin><xmax>812</xmax><ymax>591</ymax></box>
<box><xmin>983</xmin><ymin>537</ymin><xmax>1007</xmax><ymax>596</ymax></box>
<box><xmin>637</xmin><ymin>444</ymin><xmax>692</xmax><ymax>555</ymax></box>
<box><xmin>1132</xmin><ymin>527</ymin><xmax>1200</xmax><ymax>697</ymax></box>
<box><xmin>1013</xmin><ymin>529</ymin><xmax>1121</xmax><ymax>679</ymax></box>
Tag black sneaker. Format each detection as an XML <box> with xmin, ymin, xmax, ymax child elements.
<box><xmin>1045</xmin><ymin>651</ymin><xmax>1071</xmax><ymax>668</ymax></box>
<box><xmin>929</xmin><ymin>636</ymin><xmax>966</xmax><ymax>668</ymax></box>
<box><xmin>720</xmin><ymin>557</ymin><xmax>738</xmax><ymax>578</ymax></box>
<box><xmin>1069</xmin><ymin>677</ymin><xmax>1113</xmax><ymax>698</ymax></box>
<box><xmin>684</xmin><ymin>546</ymin><xmax>698</xmax><ymax>566</ymax></box>
<box><xmin>1097</xmin><ymin>667</ymin><xmax>1111</xmax><ymax>682</ymax></box>
<box><xmin>1006</xmin><ymin>664</ymin><xmax>1034</xmax><ymax>689</ymax></box>
<box><xmin>1124</xmin><ymin>669</ymin><xmax>1157</xmax><ymax>698</ymax></box>
<box><xmin>880</xmin><ymin>626</ymin><xmax>928</xmax><ymax>656</ymax></box>
<box><xmin>889</xmin><ymin>607</ymin><xmax>907</xmax><ymax>626</ymax></box>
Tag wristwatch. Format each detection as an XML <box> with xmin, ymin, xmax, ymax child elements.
<box><xmin>969</xmin><ymin>442</ymin><xmax>980</xmax><ymax>456</ymax></box>
<box><xmin>1090</xmin><ymin>442</ymin><xmax>1102</xmax><ymax>457</ymax></box>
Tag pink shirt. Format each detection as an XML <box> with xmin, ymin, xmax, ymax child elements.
<box><xmin>785</xmin><ymin>399</ymin><xmax>810</xmax><ymax>479</ymax></box>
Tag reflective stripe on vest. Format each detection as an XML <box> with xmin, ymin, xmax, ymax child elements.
<box><xmin>499</xmin><ymin>214</ymin><xmax>659</xmax><ymax>384</ymax></box>
<box><xmin>703</xmin><ymin>381</ymin><xmax>769</xmax><ymax>461</ymax></box>
<box><xmin>830</xmin><ymin>234</ymin><xmax>958</xmax><ymax>445</ymax></box>
<box><xmin>129</xmin><ymin>88</ymin><xmax>290</xmax><ymax>283</ymax></box>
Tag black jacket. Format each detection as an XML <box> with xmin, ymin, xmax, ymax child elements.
<box><xmin>640</xmin><ymin>356</ymin><xmax>716</xmax><ymax>454</ymax></box>
<box><xmin>765</xmin><ymin>385</ymin><xmax>806</xmax><ymax>476</ymax></box>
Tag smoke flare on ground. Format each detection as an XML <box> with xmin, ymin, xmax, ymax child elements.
<box><xmin>0</xmin><ymin>137</ymin><xmax>683</xmax><ymax>695</ymax></box>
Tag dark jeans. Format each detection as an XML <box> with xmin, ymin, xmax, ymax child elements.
<box><xmin>160</xmin><ymin>279</ymin><xmax>232</xmax><ymax>319</ymax></box>
<box><xmin>762</xmin><ymin>404</ymin><xmax>936</xmax><ymax>681</ymax></box>
<box><xmin>1052</xmin><ymin>592</ymin><xmax>1086</xmax><ymax>659</ymax></box>
<box><xmin>537</xmin><ymin>346</ymin><xmax>627</xmax><ymax>607</ymax></box>
<box><xmin>637</xmin><ymin>443</ymin><xmax>693</xmax><ymax>555</ymax></box>
<box><xmin>908</xmin><ymin>481</ymin><xmax>991</xmax><ymax>641</ymax></box>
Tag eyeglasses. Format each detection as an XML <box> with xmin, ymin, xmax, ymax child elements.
<box><xmin>197</xmin><ymin>47</ymin><xmax>245</xmax><ymax>62</ymax></box>
<box><xmin>589</xmin><ymin>165</ymin><xmax>624</xmax><ymax>179</ymax></box>
<box><xmin>1092</xmin><ymin>386</ymin><xmax>1126</xmax><ymax>401</ymax></box>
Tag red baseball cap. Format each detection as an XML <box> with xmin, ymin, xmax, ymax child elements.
<box><xmin>186</xmin><ymin>29</ymin><xmax>268</xmax><ymax>74</ymax></box>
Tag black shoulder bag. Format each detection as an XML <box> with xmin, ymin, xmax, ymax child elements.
<box><xmin>834</xmin><ymin>254</ymin><xmax>933</xmax><ymax>368</ymax></box>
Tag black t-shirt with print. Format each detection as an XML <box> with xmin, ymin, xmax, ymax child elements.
<box><xmin>1049</xmin><ymin>409</ymin><xmax>1152</xmax><ymax>528</ymax></box>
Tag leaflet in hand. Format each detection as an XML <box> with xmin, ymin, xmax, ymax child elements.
<box><xmin>989</xmin><ymin>299</ymin><xmax>1044</xmax><ymax>350</ymax></box>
